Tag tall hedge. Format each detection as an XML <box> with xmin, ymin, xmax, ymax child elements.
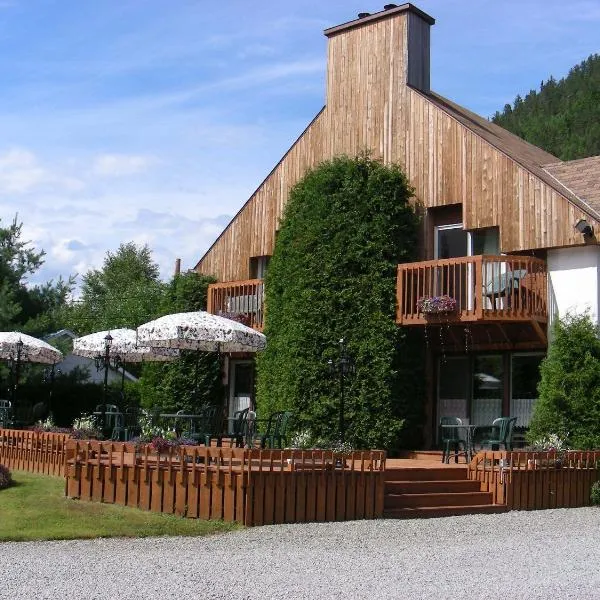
<box><xmin>528</xmin><ymin>313</ymin><xmax>600</xmax><ymax>449</ymax></box>
<box><xmin>256</xmin><ymin>155</ymin><xmax>424</xmax><ymax>450</ymax></box>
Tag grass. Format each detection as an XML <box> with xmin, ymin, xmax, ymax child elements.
<box><xmin>0</xmin><ymin>471</ymin><xmax>240</xmax><ymax>542</ymax></box>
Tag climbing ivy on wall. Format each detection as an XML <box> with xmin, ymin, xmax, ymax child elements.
<box><xmin>256</xmin><ymin>155</ymin><xmax>425</xmax><ymax>451</ymax></box>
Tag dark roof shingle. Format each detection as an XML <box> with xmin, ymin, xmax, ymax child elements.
<box><xmin>543</xmin><ymin>156</ymin><xmax>600</xmax><ymax>216</ymax></box>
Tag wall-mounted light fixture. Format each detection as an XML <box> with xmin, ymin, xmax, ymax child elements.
<box><xmin>575</xmin><ymin>218</ymin><xmax>594</xmax><ymax>237</ymax></box>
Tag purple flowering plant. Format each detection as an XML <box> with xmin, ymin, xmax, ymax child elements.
<box><xmin>417</xmin><ymin>295</ymin><xmax>457</xmax><ymax>314</ymax></box>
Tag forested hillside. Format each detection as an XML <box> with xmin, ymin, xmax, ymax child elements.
<box><xmin>492</xmin><ymin>54</ymin><xmax>600</xmax><ymax>161</ymax></box>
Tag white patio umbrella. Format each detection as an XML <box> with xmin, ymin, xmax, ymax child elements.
<box><xmin>72</xmin><ymin>328</ymin><xmax>179</xmax><ymax>363</ymax></box>
<box><xmin>72</xmin><ymin>328</ymin><xmax>179</xmax><ymax>434</ymax></box>
<box><xmin>0</xmin><ymin>331</ymin><xmax>63</xmax><ymax>420</ymax></box>
<box><xmin>136</xmin><ymin>311</ymin><xmax>267</xmax><ymax>353</ymax></box>
<box><xmin>0</xmin><ymin>331</ymin><xmax>63</xmax><ymax>365</ymax></box>
<box><xmin>137</xmin><ymin>311</ymin><xmax>266</xmax><ymax>417</ymax></box>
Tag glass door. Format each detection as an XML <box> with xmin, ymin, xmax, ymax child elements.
<box><xmin>470</xmin><ymin>228</ymin><xmax>500</xmax><ymax>311</ymax></box>
<box><xmin>434</xmin><ymin>225</ymin><xmax>469</xmax><ymax>310</ymax></box>
<box><xmin>511</xmin><ymin>354</ymin><xmax>544</xmax><ymax>428</ymax></box>
<box><xmin>471</xmin><ymin>355</ymin><xmax>503</xmax><ymax>426</ymax></box>
<box><xmin>437</xmin><ymin>356</ymin><xmax>469</xmax><ymax>442</ymax></box>
<box><xmin>228</xmin><ymin>361</ymin><xmax>254</xmax><ymax>433</ymax></box>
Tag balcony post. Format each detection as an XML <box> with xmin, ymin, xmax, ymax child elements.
<box><xmin>396</xmin><ymin>265</ymin><xmax>403</xmax><ymax>324</ymax></box>
<box><xmin>475</xmin><ymin>255</ymin><xmax>483</xmax><ymax>320</ymax></box>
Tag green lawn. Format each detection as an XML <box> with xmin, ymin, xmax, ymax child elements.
<box><xmin>0</xmin><ymin>471</ymin><xmax>240</xmax><ymax>542</ymax></box>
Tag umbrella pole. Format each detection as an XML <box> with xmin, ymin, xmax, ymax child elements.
<box><xmin>102</xmin><ymin>347</ymin><xmax>110</xmax><ymax>437</ymax></box>
<box><xmin>48</xmin><ymin>364</ymin><xmax>55</xmax><ymax>418</ymax></box>
<box><xmin>193</xmin><ymin>350</ymin><xmax>200</xmax><ymax>404</ymax></box>
<box><xmin>120</xmin><ymin>364</ymin><xmax>126</xmax><ymax>401</ymax></box>
<box><xmin>13</xmin><ymin>342</ymin><xmax>23</xmax><ymax>423</ymax></box>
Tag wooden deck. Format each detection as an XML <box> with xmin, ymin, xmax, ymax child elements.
<box><xmin>207</xmin><ymin>279</ymin><xmax>264</xmax><ymax>331</ymax></box>
<box><xmin>396</xmin><ymin>255</ymin><xmax>547</xmax><ymax>326</ymax></box>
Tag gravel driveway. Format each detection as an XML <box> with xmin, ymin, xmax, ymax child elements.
<box><xmin>2</xmin><ymin>507</ymin><xmax>599</xmax><ymax>600</ymax></box>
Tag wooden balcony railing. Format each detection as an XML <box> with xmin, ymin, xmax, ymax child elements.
<box><xmin>396</xmin><ymin>255</ymin><xmax>547</xmax><ymax>325</ymax></box>
<box><xmin>207</xmin><ymin>279</ymin><xmax>265</xmax><ymax>332</ymax></box>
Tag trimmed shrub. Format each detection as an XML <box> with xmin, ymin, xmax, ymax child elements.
<box><xmin>528</xmin><ymin>313</ymin><xmax>600</xmax><ymax>449</ymax></box>
<box><xmin>257</xmin><ymin>155</ymin><xmax>424</xmax><ymax>451</ymax></box>
<box><xmin>0</xmin><ymin>464</ymin><xmax>13</xmax><ymax>490</ymax></box>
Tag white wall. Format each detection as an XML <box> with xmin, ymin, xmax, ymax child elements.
<box><xmin>547</xmin><ymin>246</ymin><xmax>600</xmax><ymax>326</ymax></box>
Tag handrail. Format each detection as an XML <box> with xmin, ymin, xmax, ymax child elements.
<box><xmin>396</xmin><ymin>254</ymin><xmax>547</xmax><ymax>325</ymax></box>
<box><xmin>207</xmin><ymin>279</ymin><xmax>265</xmax><ymax>332</ymax></box>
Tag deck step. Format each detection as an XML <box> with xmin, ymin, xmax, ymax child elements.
<box><xmin>383</xmin><ymin>504</ymin><xmax>508</xmax><ymax>519</ymax></box>
<box><xmin>385</xmin><ymin>467</ymin><xmax>468</xmax><ymax>482</ymax></box>
<box><xmin>385</xmin><ymin>491</ymin><xmax>493</xmax><ymax>509</ymax></box>
<box><xmin>386</xmin><ymin>479</ymin><xmax>481</xmax><ymax>494</ymax></box>
<box><xmin>398</xmin><ymin>450</ymin><xmax>445</xmax><ymax>461</ymax></box>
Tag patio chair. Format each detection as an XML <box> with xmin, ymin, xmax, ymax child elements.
<box><xmin>479</xmin><ymin>417</ymin><xmax>517</xmax><ymax>451</ymax></box>
<box><xmin>190</xmin><ymin>405</ymin><xmax>223</xmax><ymax>446</ymax></box>
<box><xmin>124</xmin><ymin>406</ymin><xmax>142</xmax><ymax>441</ymax></box>
<box><xmin>440</xmin><ymin>416</ymin><xmax>469</xmax><ymax>464</ymax></box>
<box><xmin>254</xmin><ymin>411</ymin><xmax>293</xmax><ymax>449</ymax></box>
<box><xmin>0</xmin><ymin>399</ymin><xmax>11</xmax><ymax>428</ymax></box>
<box><xmin>229</xmin><ymin>407</ymin><xmax>250</xmax><ymax>447</ymax></box>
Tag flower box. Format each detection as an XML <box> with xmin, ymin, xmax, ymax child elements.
<box><xmin>417</xmin><ymin>295</ymin><xmax>457</xmax><ymax>314</ymax></box>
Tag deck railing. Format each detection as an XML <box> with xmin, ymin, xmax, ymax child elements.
<box><xmin>64</xmin><ymin>442</ymin><xmax>386</xmax><ymax>526</ymax></box>
<box><xmin>469</xmin><ymin>450</ymin><xmax>600</xmax><ymax>509</ymax></box>
<box><xmin>207</xmin><ymin>279</ymin><xmax>265</xmax><ymax>332</ymax></box>
<box><xmin>396</xmin><ymin>255</ymin><xmax>547</xmax><ymax>325</ymax></box>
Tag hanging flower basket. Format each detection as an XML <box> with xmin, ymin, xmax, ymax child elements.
<box><xmin>417</xmin><ymin>295</ymin><xmax>457</xmax><ymax>314</ymax></box>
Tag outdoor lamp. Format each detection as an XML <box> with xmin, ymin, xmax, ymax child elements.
<box><xmin>575</xmin><ymin>219</ymin><xmax>593</xmax><ymax>237</ymax></box>
<box><xmin>327</xmin><ymin>338</ymin><xmax>355</xmax><ymax>444</ymax></box>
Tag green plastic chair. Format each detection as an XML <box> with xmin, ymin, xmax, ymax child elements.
<box><xmin>254</xmin><ymin>411</ymin><xmax>293</xmax><ymax>449</ymax></box>
<box><xmin>480</xmin><ymin>417</ymin><xmax>517</xmax><ymax>451</ymax></box>
<box><xmin>230</xmin><ymin>407</ymin><xmax>250</xmax><ymax>447</ymax></box>
<box><xmin>440</xmin><ymin>416</ymin><xmax>469</xmax><ymax>463</ymax></box>
<box><xmin>190</xmin><ymin>405</ymin><xmax>223</xmax><ymax>446</ymax></box>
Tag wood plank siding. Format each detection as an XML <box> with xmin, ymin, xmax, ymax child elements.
<box><xmin>195</xmin><ymin>5</ymin><xmax>598</xmax><ymax>283</ymax></box>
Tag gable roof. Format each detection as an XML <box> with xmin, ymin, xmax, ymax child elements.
<box><xmin>543</xmin><ymin>156</ymin><xmax>600</xmax><ymax>216</ymax></box>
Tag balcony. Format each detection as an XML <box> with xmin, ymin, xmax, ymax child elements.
<box><xmin>207</xmin><ymin>279</ymin><xmax>265</xmax><ymax>332</ymax></box>
<box><xmin>396</xmin><ymin>255</ymin><xmax>548</xmax><ymax>347</ymax></box>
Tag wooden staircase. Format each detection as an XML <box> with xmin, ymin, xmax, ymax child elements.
<box><xmin>384</xmin><ymin>453</ymin><xmax>507</xmax><ymax>518</ymax></box>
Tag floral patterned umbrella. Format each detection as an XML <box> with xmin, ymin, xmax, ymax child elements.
<box><xmin>72</xmin><ymin>328</ymin><xmax>178</xmax><ymax>362</ymax></box>
<box><xmin>136</xmin><ymin>311</ymin><xmax>266</xmax><ymax>353</ymax></box>
<box><xmin>0</xmin><ymin>332</ymin><xmax>63</xmax><ymax>365</ymax></box>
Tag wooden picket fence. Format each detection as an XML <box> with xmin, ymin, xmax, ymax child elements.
<box><xmin>469</xmin><ymin>450</ymin><xmax>600</xmax><ymax>509</ymax></box>
<box><xmin>0</xmin><ymin>428</ymin><xmax>72</xmax><ymax>476</ymax></box>
<box><xmin>64</xmin><ymin>441</ymin><xmax>386</xmax><ymax>526</ymax></box>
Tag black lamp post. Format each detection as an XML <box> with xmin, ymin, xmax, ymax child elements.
<box><xmin>93</xmin><ymin>333</ymin><xmax>119</xmax><ymax>436</ymax></box>
<box><xmin>327</xmin><ymin>338</ymin><xmax>355</xmax><ymax>445</ymax></box>
<box><xmin>10</xmin><ymin>338</ymin><xmax>24</xmax><ymax>419</ymax></box>
<box><xmin>43</xmin><ymin>364</ymin><xmax>60</xmax><ymax>419</ymax></box>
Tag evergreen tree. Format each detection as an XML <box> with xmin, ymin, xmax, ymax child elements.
<box><xmin>256</xmin><ymin>155</ymin><xmax>424</xmax><ymax>451</ymax></box>
<box><xmin>493</xmin><ymin>54</ymin><xmax>600</xmax><ymax>160</ymax></box>
<box><xmin>528</xmin><ymin>313</ymin><xmax>600</xmax><ymax>449</ymax></box>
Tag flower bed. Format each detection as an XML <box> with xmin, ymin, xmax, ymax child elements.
<box><xmin>417</xmin><ymin>295</ymin><xmax>457</xmax><ymax>314</ymax></box>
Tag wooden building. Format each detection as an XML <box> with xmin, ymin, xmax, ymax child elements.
<box><xmin>195</xmin><ymin>4</ymin><xmax>600</xmax><ymax>446</ymax></box>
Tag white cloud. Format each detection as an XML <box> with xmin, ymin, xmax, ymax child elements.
<box><xmin>92</xmin><ymin>154</ymin><xmax>159</xmax><ymax>177</ymax></box>
<box><xmin>0</xmin><ymin>148</ymin><xmax>84</xmax><ymax>194</ymax></box>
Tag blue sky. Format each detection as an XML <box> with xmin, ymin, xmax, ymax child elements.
<box><xmin>0</xmin><ymin>0</ymin><xmax>597</xmax><ymax>290</ymax></box>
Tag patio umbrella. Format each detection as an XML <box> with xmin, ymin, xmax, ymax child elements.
<box><xmin>0</xmin><ymin>331</ymin><xmax>63</xmax><ymax>365</ymax></box>
<box><xmin>136</xmin><ymin>311</ymin><xmax>267</xmax><ymax>353</ymax></box>
<box><xmin>72</xmin><ymin>328</ymin><xmax>179</xmax><ymax>363</ymax></box>
<box><xmin>72</xmin><ymin>328</ymin><xmax>179</xmax><ymax>433</ymax></box>
<box><xmin>137</xmin><ymin>311</ymin><xmax>266</xmax><ymax>415</ymax></box>
<box><xmin>0</xmin><ymin>331</ymin><xmax>63</xmax><ymax>420</ymax></box>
